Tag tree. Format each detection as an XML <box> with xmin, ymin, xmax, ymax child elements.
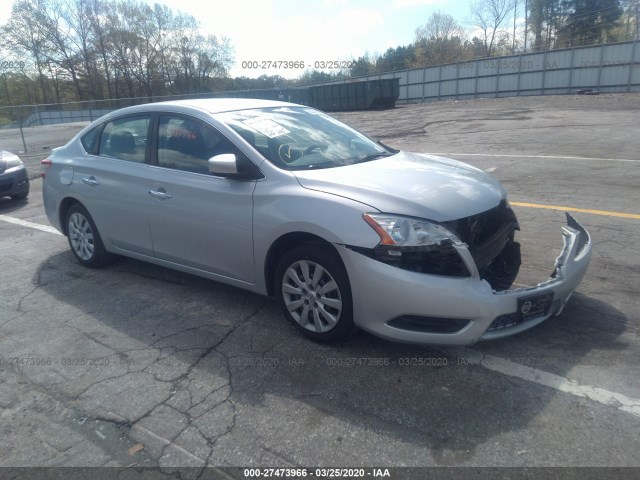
<box><xmin>5</xmin><ymin>0</ymin><xmax>55</xmax><ymax>103</ymax></box>
<box><xmin>412</xmin><ymin>12</ymin><xmax>469</xmax><ymax>67</ymax></box>
<box><xmin>0</xmin><ymin>0</ymin><xmax>235</xmax><ymax>106</ymax></box>
<box><xmin>375</xmin><ymin>45</ymin><xmax>415</xmax><ymax>72</ymax></box>
<box><xmin>559</xmin><ymin>0</ymin><xmax>623</xmax><ymax>46</ymax></box>
<box><xmin>417</xmin><ymin>11</ymin><xmax>465</xmax><ymax>40</ymax></box>
<box><xmin>511</xmin><ymin>0</ymin><xmax>525</xmax><ymax>52</ymax></box>
<box><xmin>471</xmin><ymin>0</ymin><xmax>513</xmax><ymax>56</ymax></box>
<box><xmin>617</xmin><ymin>0</ymin><xmax>640</xmax><ymax>40</ymax></box>
<box><xmin>349</xmin><ymin>53</ymin><xmax>376</xmax><ymax>77</ymax></box>
<box><xmin>297</xmin><ymin>70</ymin><xmax>342</xmax><ymax>84</ymax></box>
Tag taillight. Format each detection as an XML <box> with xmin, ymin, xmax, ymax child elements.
<box><xmin>40</xmin><ymin>158</ymin><xmax>52</xmax><ymax>178</ymax></box>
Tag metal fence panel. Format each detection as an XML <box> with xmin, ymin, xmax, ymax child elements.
<box><xmin>406</xmin><ymin>84</ymin><xmax>422</xmax><ymax>99</ymax></box>
<box><xmin>424</xmin><ymin>67</ymin><xmax>440</xmax><ymax>82</ymax></box>
<box><xmin>458</xmin><ymin>78</ymin><xmax>475</xmax><ymax>95</ymax></box>
<box><xmin>439</xmin><ymin>80</ymin><xmax>457</xmax><ymax>97</ymax></box>
<box><xmin>407</xmin><ymin>69</ymin><xmax>422</xmax><ymax>84</ymax></box>
<box><xmin>477</xmin><ymin>76</ymin><xmax>496</xmax><ymax>94</ymax></box>
<box><xmin>572</xmin><ymin>68</ymin><xmax>599</xmax><ymax>87</ymax></box>
<box><xmin>440</xmin><ymin>65</ymin><xmax>458</xmax><ymax>81</ymax></box>
<box><xmin>458</xmin><ymin>63</ymin><xmax>477</xmax><ymax>79</ymax></box>
<box><xmin>313</xmin><ymin>41</ymin><xmax>639</xmax><ymax>104</ymax></box>
<box><xmin>498</xmin><ymin>74</ymin><xmax>518</xmax><ymax>93</ymax></box>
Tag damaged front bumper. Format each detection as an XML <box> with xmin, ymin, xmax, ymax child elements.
<box><xmin>337</xmin><ymin>213</ymin><xmax>592</xmax><ymax>345</ymax></box>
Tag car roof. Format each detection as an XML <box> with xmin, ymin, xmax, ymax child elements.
<box><xmin>121</xmin><ymin>98</ymin><xmax>300</xmax><ymax>115</ymax></box>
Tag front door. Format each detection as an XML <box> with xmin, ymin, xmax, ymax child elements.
<box><xmin>146</xmin><ymin>114</ymin><xmax>256</xmax><ymax>283</ymax></box>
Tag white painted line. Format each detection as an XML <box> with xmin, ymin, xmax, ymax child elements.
<box><xmin>450</xmin><ymin>347</ymin><xmax>640</xmax><ymax>419</ymax></box>
<box><xmin>427</xmin><ymin>153</ymin><xmax>640</xmax><ymax>163</ymax></box>
<box><xmin>0</xmin><ymin>214</ymin><xmax>62</xmax><ymax>235</ymax></box>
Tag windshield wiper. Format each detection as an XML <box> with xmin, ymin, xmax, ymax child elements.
<box><xmin>378</xmin><ymin>140</ymin><xmax>399</xmax><ymax>153</ymax></box>
<box><xmin>355</xmin><ymin>152</ymin><xmax>395</xmax><ymax>164</ymax></box>
<box><xmin>288</xmin><ymin>162</ymin><xmax>336</xmax><ymax>171</ymax></box>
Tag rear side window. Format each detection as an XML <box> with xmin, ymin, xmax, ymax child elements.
<box><xmin>98</xmin><ymin>115</ymin><xmax>150</xmax><ymax>163</ymax></box>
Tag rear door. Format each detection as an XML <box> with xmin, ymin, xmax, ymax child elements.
<box><xmin>146</xmin><ymin>114</ymin><xmax>257</xmax><ymax>282</ymax></box>
<box><xmin>72</xmin><ymin>114</ymin><xmax>154</xmax><ymax>256</ymax></box>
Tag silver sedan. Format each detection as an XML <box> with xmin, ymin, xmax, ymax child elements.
<box><xmin>42</xmin><ymin>99</ymin><xmax>591</xmax><ymax>345</ymax></box>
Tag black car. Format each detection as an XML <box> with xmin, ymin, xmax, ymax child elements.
<box><xmin>0</xmin><ymin>150</ymin><xmax>30</xmax><ymax>200</ymax></box>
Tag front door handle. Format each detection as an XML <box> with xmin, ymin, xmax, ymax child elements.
<box><xmin>148</xmin><ymin>189</ymin><xmax>173</xmax><ymax>200</ymax></box>
<box><xmin>82</xmin><ymin>176</ymin><xmax>99</xmax><ymax>186</ymax></box>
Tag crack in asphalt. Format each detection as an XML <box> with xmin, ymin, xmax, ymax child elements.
<box><xmin>15</xmin><ymin>259</ymin><xmax>50</xmax><ymax>315</ymax></box>
<box><xmin>9</xmin><ymin>253</ymin><xmax>276</xmax><ymax>467</ymax></box>
<box><xmin>0</xmin><ymin>311</ymin><xmax>26</xmax><ymax>330</ymax></box>
<box><xmin>123</xmin><ymin>299</ymin><xmax>271</xmax><ymax>468</ymax></box>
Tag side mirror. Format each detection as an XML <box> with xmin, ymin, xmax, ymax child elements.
<box><xmin>207</xmin><ymin>153</ymin><xmax>263</xmax><ymax>180</ymax></box>
<box><xmin>208</xmin><ymin>153</ymin><xmax>238</xmax><ymax>176</ymax></box>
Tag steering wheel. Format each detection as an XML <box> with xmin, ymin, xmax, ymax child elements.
<box><xmin>278</xmin><ymin>143</ymin><xmax>328</xmax><ymax>164</ymax></box>
<box><xmin>304</xmin><ymin>143</ymin><xmax>327</xmax><ymax>154</ymax></box>
<box><xmin>278</xmin><ymin>144</ymin><xmax>303</xmax><ymax>164</ymax></box>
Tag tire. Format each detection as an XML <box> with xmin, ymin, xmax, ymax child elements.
<box><xmin>65</xmin><ymin>204</ymin><xmax>113</xmax><ymax>268</ymax></box>
<box><xmin>275</xmin><ymin>244</ymin><xmax>355</xmax><ymax>342</ymax></box>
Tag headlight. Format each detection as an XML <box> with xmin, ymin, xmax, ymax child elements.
<box><xmin>363</xmin><ymin>213</ymin><xmax>462</xmax><ymax>247</ymax></box>
<box><xmin>361</xmin><ymin>213</ymin><xmax>469</xmax><ymax>277</ymax></box>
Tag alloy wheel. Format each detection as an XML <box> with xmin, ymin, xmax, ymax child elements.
<box><xmin>68</xmin><ymin>212</ymin><xmax>95</xmax><ymax>261</ymax></box>
<box><xmin>281</xmin><ymin>259</ymin><xmax>343</xmax><ymax>333</ymax></box>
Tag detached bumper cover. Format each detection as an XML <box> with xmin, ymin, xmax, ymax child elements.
<box><xmin>338</xmin><ymin>213</ymin><xmax>592</xmax><ymax>345</ymax></box>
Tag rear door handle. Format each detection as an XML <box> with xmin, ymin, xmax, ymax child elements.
<box><xmin>148</xmin><ymin>189</ymin><xmax>173</xmax><ymax>200</ymax></box>
<box><xmin>82</xmin><ymin>176</ymin><xmax>99</xmax><ymax>186</ymax></box>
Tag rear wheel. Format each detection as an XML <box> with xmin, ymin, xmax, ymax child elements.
<box><xmin>275</xmin><ymin>245</ymin><xmax>354</xmax><ymax>342</ymax></box>
<box><xmin>66</xmin><ymin>204</ymin><xmax>113</xmax><ymax>268</ymax></box>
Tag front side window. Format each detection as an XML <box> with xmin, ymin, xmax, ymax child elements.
<box><xmin>217</xmin><ymin>107</ymin><xmax>393</xmax><ymax>170</ymax></box>
<box><xmin>157</xmin><ymin>115</ymin><xmax>236</xmax><ymax>174</ymax></box>
<box><xmin>98</xmin><ymin>115</ymin><xmax>150</xmax><ymax>163</ymax></box>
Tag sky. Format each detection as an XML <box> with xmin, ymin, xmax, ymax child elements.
<box><xmin>0</xmin><ymin>0</ymin><xmax>472</xmax><ymax>79</ymax></box>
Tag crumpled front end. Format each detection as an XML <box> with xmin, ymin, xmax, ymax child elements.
<box><xmin>478</xmin><ymin>213</ymin><xmax>591</xmax><ymax>340</ymax></box>
<box><xmin>337</xmin><ymin>213</ymin><xmax>592</xmax><ymax>345</ymax></box>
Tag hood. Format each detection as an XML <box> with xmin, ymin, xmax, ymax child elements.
<box><xmin>292</xmin><ymin>152</ymin><xmax>506</xmax><ymax>222</ymax></box>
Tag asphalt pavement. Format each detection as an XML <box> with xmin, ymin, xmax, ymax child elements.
<box><xmin>0</xmin><ymin>94</ymin><xmax>639</xmax><ymax>476</ymax></box>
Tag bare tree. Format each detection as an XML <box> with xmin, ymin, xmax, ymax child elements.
<box><xmin>416</xmin><ymin>11</ymin><xmax>466</xmax><ymax>40</ymax></box>
<box><xmin>87</xmin><ymin>0</ymin><xmax>114</xmax><ymax>98</ymax></box>
<box><xmin>471</xmin><ymin>0</ymin><xmax>512</xmax><ymax>56</ymax></box>
<box><xmin>59</xmin><ymin>0</ymin><xmax>99</xmax><ymax>99</ymax></box>
<box><xmin>511</xmin><ymin>0</ymin><xmax>524</xmax><ymax>52</ymax></box>
<box><xmin>414</xmin><ymin>11</ymin><xmax>469</xmax><ymax>66</ymax></box>
<box><xmin>5</xmin><ymin>0</ymin><xmax>54</xmax><ymax>103</ymax></box>
<box><xmin>1</xmin><ymin>0</ymin><xmax>235</xmax><ymax>105</ymax></box>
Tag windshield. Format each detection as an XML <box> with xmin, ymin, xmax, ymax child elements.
<box><xmin>217</xmin><ymin>107</ymin><xmax>394</xmax><ymax>170</ymax></box>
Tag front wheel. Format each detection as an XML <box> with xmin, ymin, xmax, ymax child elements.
<box><xmin>66</xmin><ymin>204</ymin><xmax>113</xmax><ymax>268</ymax></box>
<box><xmin>275</xmin><ymin>245</ymin><xmax>355</xmax><ymax>342</ymax></box>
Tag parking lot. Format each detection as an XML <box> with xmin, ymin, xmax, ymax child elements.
<box><xmin>0</xmin><ymin>94</ymin><xmax>639</xmax><ymax>473</ymax></box>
